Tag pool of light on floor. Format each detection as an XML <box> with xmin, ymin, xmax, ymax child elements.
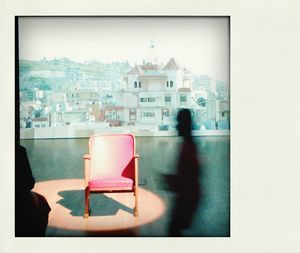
<box><xmin>33</xmin><ymin>179</ymin><xmax>166</xmax><ymax>233</ymax></box>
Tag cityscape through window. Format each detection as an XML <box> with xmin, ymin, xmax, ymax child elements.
<box><xmin>18</xmin><ymin>17</ymin><xmax>229</xmax><ymax>139</ymax></box>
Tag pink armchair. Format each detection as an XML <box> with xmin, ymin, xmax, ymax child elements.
<box><xmin>83</xmin><ymin>134</ymin><xmax>139</xmax><ymax>218</ymax></box>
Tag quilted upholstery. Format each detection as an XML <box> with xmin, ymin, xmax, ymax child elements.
<box><xmin>89</xmin><ymin>134</ymin><xmax>135</xmax><ymax>180</ymax></box>
<box><xmin>89</xmin><ymin>176</ymin><xmax>134</xmax><ymax>191</ymax></box>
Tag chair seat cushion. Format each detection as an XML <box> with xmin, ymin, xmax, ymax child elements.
<box><xmin>89</xmin><ymin>176</ymin><xmax>134</xmax><ymax>191</ymax></box>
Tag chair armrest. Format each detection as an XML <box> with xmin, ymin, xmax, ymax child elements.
<box><xmin>83</xmin><ymin>154</ymin><xmax>90</xmax><ymax>187</ymax></box>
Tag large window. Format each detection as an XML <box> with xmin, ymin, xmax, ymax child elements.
<box><xmin>18</xmin><ymin>17</ymin><xmax>229</xmax><ymax>138</ymax></box>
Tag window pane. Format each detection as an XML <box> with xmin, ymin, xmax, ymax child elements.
<box><xmin>180</xmin><ymin>95</ymin><xmax>187</xmax><ymax>102</ymax></box>
<box><xmin>165</xmin><ymin>96</ymin><xmax>171</xmax><ymax>102</ymax></box>
<box><xmin>141</xmin><ymin>112</ymin><xmax>155</xmax><ymax>117</ymax></box>
<box><xmin>129</xmin><ymin>109</ymin><xmax>136</xmax><ymax>120</ymax></box>
<box><xmin>197</xmin><ymin>97</ymin><xmax>206</xmax><ymax>107</ymax></box>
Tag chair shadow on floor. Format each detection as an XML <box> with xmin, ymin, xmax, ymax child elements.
<box><xmin>57</xmin><ymin>190</ymin><xmax>134</xmax><ymax>217</ymax></box>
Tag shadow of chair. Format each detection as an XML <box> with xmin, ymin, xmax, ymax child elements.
<box><xmin>57</xmin><ymin>190</ymin><xmax>133</xmax><ymax>217</ymax></box>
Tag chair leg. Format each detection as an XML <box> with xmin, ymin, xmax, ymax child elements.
<box><xmin>134</xmin><ymin>186</ymin><xmax>139</xmax><ymax>217</ymax></box>
<box><xmin>84</xmin><ymin>187</ymin><xmax>90</xmax><ymax>218</ymax></box>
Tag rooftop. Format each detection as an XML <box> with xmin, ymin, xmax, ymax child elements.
<box><xmin>162</xmin><ymin>57</ymin><xmax>183</xmax><ymax>71</ymax></box>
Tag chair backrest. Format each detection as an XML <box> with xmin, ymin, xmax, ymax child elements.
<box><xmin>89</xmin><ymin>134</ymin><xmax>135</xmax><ymax>180</ymax></box>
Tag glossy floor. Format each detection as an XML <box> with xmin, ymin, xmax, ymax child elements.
<box><xmin>20</xmin><ymin>136</ymin><xmax>230</xmax><ymax>237</ymax></box>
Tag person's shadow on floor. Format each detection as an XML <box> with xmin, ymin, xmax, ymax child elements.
<box><xmin>57</xmin><ymin>190</ymin><xmax>133</xmax><ymax>217</ymax></box>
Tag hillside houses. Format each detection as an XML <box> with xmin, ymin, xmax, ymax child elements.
<box><xmin>19</xmin><ymin>56</ymin><xmax>229</xmax><ymax>131</ymax></box>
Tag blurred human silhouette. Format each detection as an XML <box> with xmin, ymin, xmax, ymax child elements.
<box><xmin>15</xmin><ymin>145</ymin><xmax>51</xmax><ymax>236</ymax></box>
<box><xmin>162</xmin><ymin>109</ymin><xmax>201</xmax><ymax>236</ymax></box>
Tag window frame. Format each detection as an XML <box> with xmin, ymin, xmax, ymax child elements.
<box><xmin>148</xmin><ymin>97</ymin><xmax>155</xmax><ymax>102</ymax></box>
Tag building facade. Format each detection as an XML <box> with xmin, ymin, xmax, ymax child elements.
<box><xmin>121</xmin><ymin>57</ymin><xmax>196</xmax><ymax>129</ymax></box>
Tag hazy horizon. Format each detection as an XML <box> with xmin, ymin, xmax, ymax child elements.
<box><xmin>19</xmin><ymin>17</ymin><xmax>229</xmax><ymax>82</ymax></box>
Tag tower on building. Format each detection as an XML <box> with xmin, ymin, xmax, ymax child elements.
<box><xmin>147</xmin><ymin>39</ymin><xmax>158</xmax><ymax>65</ymax></box>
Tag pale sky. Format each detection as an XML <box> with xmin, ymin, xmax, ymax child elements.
<box><xmin>19</xmin><ymin>17</ymin><xmax>229</xmax><ymax>82</ymax></box>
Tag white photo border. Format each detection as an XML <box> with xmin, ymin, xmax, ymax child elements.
<box><xmin>1</xmin><ymin>0</ymin><xmax>300</xmax><ymax>253</ymax></box>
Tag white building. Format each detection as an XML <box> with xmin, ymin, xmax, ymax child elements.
<box><xmin>122</xmin><ymin>57</ymin><xmax>194</xmax><ymax>129</ymax></box>
<box><xmin>49</xmin><ymin>110</ymin><xmax>89</xmax><ymax>127</ymax></box>
<box><xmin>66</xmin><ymin>89</ymin><xmax>99</xmax><ymax>111</ymax></box>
